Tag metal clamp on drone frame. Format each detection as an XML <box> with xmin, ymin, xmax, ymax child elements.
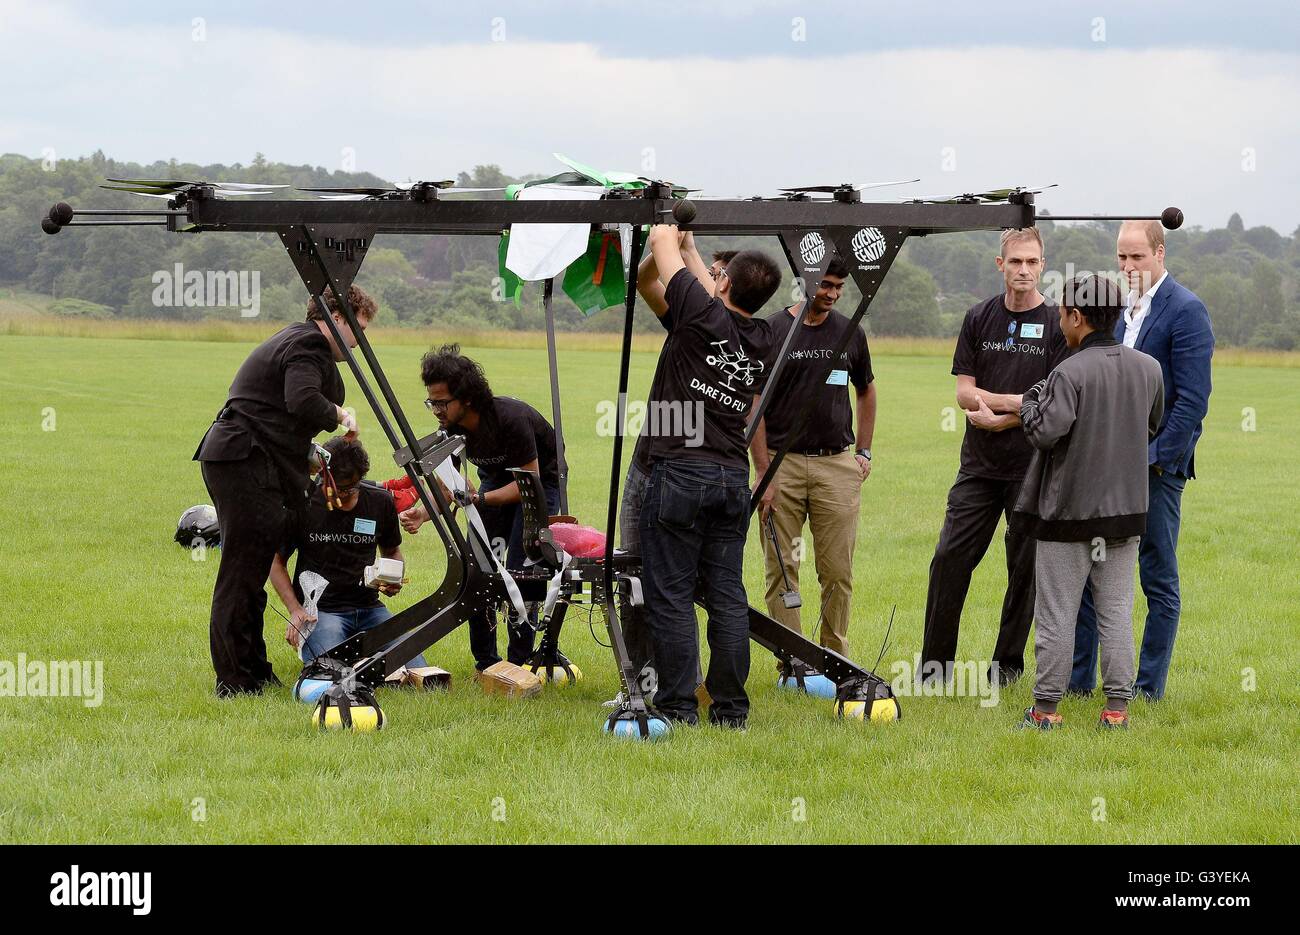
<box><xmin>42</xmin><ymin>170</ymin><xmax>1185</xmax><ymax>735</ymax></box>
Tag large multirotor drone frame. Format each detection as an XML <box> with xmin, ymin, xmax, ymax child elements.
<box><xmin>43</xmin><ymin>182</ymin><xmax>1184</xmax><ymax>733</ymax></box>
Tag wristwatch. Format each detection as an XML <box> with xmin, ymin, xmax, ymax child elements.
<box><xmin>856</xmin><ymin>448</ymin><xmax>872</xmax><ymax>461</ymax></box>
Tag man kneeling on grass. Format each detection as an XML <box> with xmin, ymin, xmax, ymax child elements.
<box><xmin>270</xmin><ymin>435</ymin><xmax>425</xmax><ymax>666</ymax></box>
<box><xmin>1006</xmin><ymin>274</ymin><xmax>1164</xmax><ymax>730</ymax></box>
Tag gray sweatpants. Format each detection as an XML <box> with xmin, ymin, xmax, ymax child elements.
<box><xmin>1034</xmin><ymin>537</ymin><xmax>1139</xmax><ymax>703</ymax></box>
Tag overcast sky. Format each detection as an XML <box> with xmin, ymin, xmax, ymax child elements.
<box><xmin>5</xmin><ymin>0</ymin><xmax>1298</xmax><ymax>231</ymax></box>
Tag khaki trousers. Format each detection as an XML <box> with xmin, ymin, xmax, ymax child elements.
<box><xmin>761</xmin><ymin>449</ymin><xmax>861</xmax><ymax>656</ymax></box>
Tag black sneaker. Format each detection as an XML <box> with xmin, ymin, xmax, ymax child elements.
<box><xmin>215</xmin><ymin>681</ymin><xmax>264</xmax><ymax>699</ymax></box>
<box><xmin>988</xmin><ymin>665</ymin><xmax>1023</xmax><ymax>686</ymax></box>
<box><xmin>709</xmin><ymin>714</ymin><xmax>748</xmax><ymax>731</ymax></box>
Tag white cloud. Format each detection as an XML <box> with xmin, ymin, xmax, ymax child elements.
<box><xmin>5</xmin><ymin>1</ymin><xmax>1298</xmax><ymax>230</ymax></box>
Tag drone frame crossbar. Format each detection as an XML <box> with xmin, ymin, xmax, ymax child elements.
<box><xmin>50</xmin><ymin>183</ymin><xmax>1145</xmax><ymax>725</ymax></box>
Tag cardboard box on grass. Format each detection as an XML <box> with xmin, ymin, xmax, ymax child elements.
<box><xmin>473</xmin><ymin>661</ymin><xmax>542</xmax><ymax>699</ymax></box>
<box><xmin>385</xmin><ymin>665</ymin><xmax>452</xmax><ymax>691</ymax></box>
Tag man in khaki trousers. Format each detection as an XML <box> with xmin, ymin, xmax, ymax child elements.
<box><xmin>751</xmin><ymin>257</ymin><xmax>876</xmax><ymax>657</ymax></box>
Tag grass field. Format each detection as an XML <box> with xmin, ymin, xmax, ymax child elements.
<box><xmin>1</xmin><ymin>327</ymin><xmax>1296</xmax><ymax>844</ymax></box>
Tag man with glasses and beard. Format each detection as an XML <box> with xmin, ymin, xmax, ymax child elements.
<box><xmin>399</xmin><ymin>344</ymin><xmax>560</xmax><ymax>672</ymax></box>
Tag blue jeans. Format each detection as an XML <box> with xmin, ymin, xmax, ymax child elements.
<box><xmin>640</xmin><ymin>458</ymin><xmax>752</xmax><ymax>725</ymax></box>
<box><xmin>303</xmin><ymin>604</ymin><xmax>428</xmax><ymax>669</ymax></box>
<box><xmin>1072</xmin><ymin>468</ymin><xmax>1185</xmax><ymax>699</ymax></box>
<box><xmin>467</xmin><ymin>473</ymin><xmax>559</xmax><ymax>670</ymax></box>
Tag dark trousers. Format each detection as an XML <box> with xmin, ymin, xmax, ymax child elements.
<box><xmin>1073</xmin><ymin>467</ymin><xmax>1186</xmax><ymax>699</ymax></box>
<box><xmin>617</xmin><ymin>462</ymin><xmax>703</xmax><ymax>696</ymax></box>
<box><xmin>921</xmin><ymin>471</ymin><xmax>1036</xmax><ymax>679</ymax></box>
<box><xmin>618</xmin><ymin>463</ymin><xmax>656</xmax><ymax>689</ymax></box>
<box><xmin>466</xmin><ymin>475</ymin><xmax>559</xmax><ymax>670</ymax></box>
<box><xmin>640</xmin><ymin>458</ymin><xmax>752</xmax><ymax>725</ymax></box>
<box><xmin>200</xmin><ymin>449</ymin><xmax>287</xmax><ymax>696</ymax></box>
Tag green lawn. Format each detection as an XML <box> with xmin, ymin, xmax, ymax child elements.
<box><xmin>0</xmin><ymin>332</ymin><xmax>1295</xmax><ymax>843</ymax></box>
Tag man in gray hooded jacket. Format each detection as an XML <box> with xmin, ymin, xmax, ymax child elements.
<box><xmin>1002</xmin><ymin>274</ymin><xmax>1164</xmax><ymax>730</ymax></box>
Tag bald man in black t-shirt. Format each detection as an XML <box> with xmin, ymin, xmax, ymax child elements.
<box><xmin>921</xmin><ymin>229</ymin><xmax>1068</xmax><ymax>686</ymax></box>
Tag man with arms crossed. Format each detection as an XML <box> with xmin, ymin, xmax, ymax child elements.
<box><xmin>923</xmin><ymin>228</ymin><xmax>1068</xmax><ymax>686</ymax></box>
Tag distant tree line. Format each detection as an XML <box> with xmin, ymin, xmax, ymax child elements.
<box><xmin>3</xmin><ymin>153</ymin><xmax>1296</xmax><ymax>347</ymax></box>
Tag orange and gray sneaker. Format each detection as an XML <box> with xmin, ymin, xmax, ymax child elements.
<box><xmin>1018</xmin><ymin>707</ymin><xmax>1063</xmax><ymax>730</ymax></box>
<box><xmin>1099</xmin><ymin>709</ymin><xmax>1130</xmax><ymax>730</ymax></box>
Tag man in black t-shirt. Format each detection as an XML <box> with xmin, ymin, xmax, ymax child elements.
<box><xmin>750</xmin><ymin>256</ymin><xmax>876</xmax><ymax>658</ymax></box>
<box><xmin>400</xmin><ymin>344</ymin><xmax>560</xmax><ymax>670</ymax></box>
<box><xmin>612</xmin><ymin>239</ymin><xmax>728</xmax><ymax>704</ymax></box>
<box><xmin>193</xmin><ymin>285</ymin><xmax>371</xmax><ymax>697</ymax></box>
<box><xmin>921</xmin><ymin>228</ymin><xmax>1069</xmax><ymax>685</ymax></box>
<box><xmin>639</xmin><ymin>224</ymin><xmax>782</xmax><ymax>728</ymax></box>
<box><xmin>269</xmin><ymin>436</ymin><xmax>426</xmax><ymax>667</ymax></box>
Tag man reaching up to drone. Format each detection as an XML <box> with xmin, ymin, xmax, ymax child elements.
<box><xmin>639</xmin><ymin>224</ymin><xmax>782</xmax><ymax>729</ymax></box>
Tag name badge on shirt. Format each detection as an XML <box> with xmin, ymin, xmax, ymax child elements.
<box><xmin>1020</xmin><ymin>323</ymin><xmax>1044</xmax><ymax>339</ymax></box>
<box><xmin>353</xmin><ymin>518</ymin><xmax>376</xmax><ymax>535</ymax></box>
<box><xmin>825</xmin><ymin>369</ymin><xmax>849</xmax><ymax>386</ymax></box>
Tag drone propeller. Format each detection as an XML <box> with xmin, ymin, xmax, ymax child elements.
<box><xmin>779</xmin><ymin>178</ymin><xmax>920</xmax><ymax>194</ymax></box>
<box><xmin>297</xmin><ymin>180</ymin><xmax>456</xmax><ymax>200</ymax></box>
<box><xmin>97</xmin><ymin>189</ymin><xmax>177</xmax><ymax>200</ymax></box>
<box><xmin>297</xmin><ymin>186</ymin><xmax>397</xmax><ymax>196</ymax></box>
<box><xmin>440</xmin><ymin>186</ymin><xmax>509</xmax><ymax>194</ymax></box>
<box><xmin>103</xmin><ymin>178</ymin><xmax>285</xmax><ymax>193</ymax></box>
<box><xmin>904</xmin><ymin>183</ymin><xmax>1058</xmax><ymax>204</ymax></box>
<box><xmin>105</xmin><ymin>178</ymin><xmax>287</xmax><ymax>189</ymax></box>
<box><xmin>551</xmin><ymin>152</ymin><xmax>645</xmax><ymax>187</ymax></box>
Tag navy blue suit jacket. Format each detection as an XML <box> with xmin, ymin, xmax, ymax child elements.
<box><xmin>1117</xmin><ymin>275</ymin><xmax>1214</xmax><ymax>478</ymax></box>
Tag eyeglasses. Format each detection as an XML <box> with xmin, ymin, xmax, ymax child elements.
<box><xmin>424</xmin><ymin>397</ymin><xmax>454</xmax><ymax>412</ymax></box>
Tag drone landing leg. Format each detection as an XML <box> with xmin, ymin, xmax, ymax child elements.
<box><xmin>602</xmin><ymin>583</ymin><xmax>666</xmax><ymax>738</ymax></box>
<box><xmin>524</xmin><ymin>600</ymin><xmax>582</xmax><ymax>686</ymax></box>
<box><xmin>744</xmin><ymin>605</ymin><xmax>900</xmax><ymax>722</ymax></box>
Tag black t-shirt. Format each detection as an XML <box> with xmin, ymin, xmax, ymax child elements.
<box><xmin>281</xmin><ymin>483</ymin><xmax>401</xmax><ymax>613</ymax></box>
<box><xmin>951</xmin><ymin>295</ymin><xmax>1069</xmax><ymax>480</ymax></box>
<box><xmin>644</xmin><ymin>269</ymin><xmax>775</xmax><ymax>469</ymax></box>
<box><xmin>632</xmin><ymin>300</ymin><xmax>675</xmax><ymax>476</ymax></box>
<box><xmin>762</xmin><ymin>307</ymin><xmax>873</xmax><ymax>452</ymax></box>
<box><xmin>449</xmin><ymin>396</ymin><xmax>559</xmax><ymax>490</ymax></box>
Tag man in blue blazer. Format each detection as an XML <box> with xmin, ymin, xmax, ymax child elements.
<box><xmin>1070</xmin><ymin>220</ymin><xmax>1214</xmax><ymax>701</ymax></box>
